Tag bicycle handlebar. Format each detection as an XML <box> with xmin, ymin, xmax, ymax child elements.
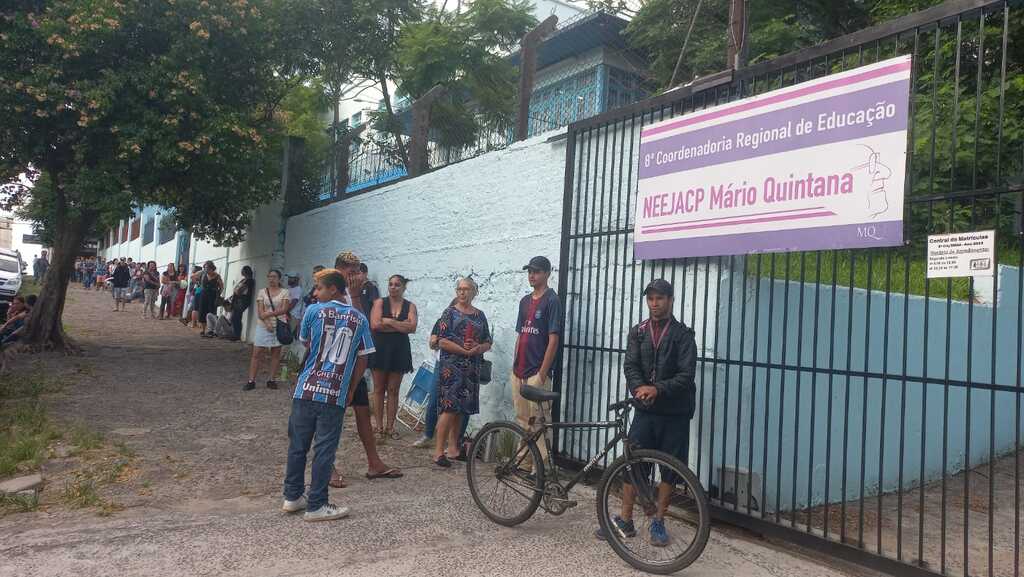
<box><xmin>608</xmin><ymin>398</ymin><xmax>641</xmax><ymax>412</ymax></box>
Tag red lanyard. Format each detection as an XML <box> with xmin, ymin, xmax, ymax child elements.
<box><xmin>648</xmin><ymin>319</ymin><xmax>669</xmax><ymax>383</ymax></box>
<box><xmin>648</xmin><ymin>319</ymin><xmax>670</xmax><ymax>351</ymax></box>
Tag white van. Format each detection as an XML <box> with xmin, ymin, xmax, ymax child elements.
<box><xmin>0</xmin><ymin>248</ymin><xmax>24</xmax><ymax>305</ymax></box>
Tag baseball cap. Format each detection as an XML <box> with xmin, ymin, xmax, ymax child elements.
<box><xmin>522</xmin><ymin>256</ymin><xmax>552</xmax><ymax>273</ymax></box>
<box><xmin>285</xmin><ymin>272</ymin><xmax>299</xmax><ymax>279</ymax></box>
<box><xmin>643</xmin><ymin>279</ymin><xmax>674</xmax><ymax>296</ymax></box>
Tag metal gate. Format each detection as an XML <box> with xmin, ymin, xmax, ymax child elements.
<box><xmin>553</xmin><ymin>1</ymin><xmax>1024</xmax><ymax>576</ymax></box>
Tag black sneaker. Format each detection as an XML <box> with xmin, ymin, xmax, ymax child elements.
<box><xmin>243</xmin><ymin>380</ymin><xmax>256</xmax><ymax>391</ymax></box>
<box><xmin>266</xmin><ymin>380</ymin><xmax>279</xmax><ymax>390</ymax></box>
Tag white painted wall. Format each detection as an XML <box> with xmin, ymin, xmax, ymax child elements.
<box><xmin>285</xmin><ymin>131</ymin><xmax>569</xmax><ymax>427</ymax></box>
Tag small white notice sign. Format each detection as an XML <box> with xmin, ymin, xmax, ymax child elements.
<box><xmin>926</xmin><ymin>230</ymin><xmax>996</xmax><ymax>279</ymax></box>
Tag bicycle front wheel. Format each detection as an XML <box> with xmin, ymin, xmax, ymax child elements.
<box><xmin>466</xmin><ymin>421</ymin><xmax>545</xmax><ymax>527</ymax></box>
<box><xmin>597</xmin><ymin>449</ymin><xmax>710</xmax><ymax>574</ymax></box>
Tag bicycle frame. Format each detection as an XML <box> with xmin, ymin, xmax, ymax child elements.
<box><xmin>517</xmin><ymin>403</ymin><xmax>634</xmax><ymax>495</ymax></box>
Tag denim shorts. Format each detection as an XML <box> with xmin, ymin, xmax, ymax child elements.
<box><xmin>628</xmin><ymin>412</ymin><xmax>691</xmax><ymax>484</ymax></box>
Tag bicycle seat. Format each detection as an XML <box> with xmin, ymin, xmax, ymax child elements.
<box><xmin>519</xmin><ymin>384</ymin><xmax>560</xmax><ymax>403</ymax></box>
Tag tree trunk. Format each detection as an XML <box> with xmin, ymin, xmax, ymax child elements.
<box><xmin>330</xmin><ymin>81</ymin><xmax>341</xmax><ymax>197</ymax></box>
<box><xmin>377</xmin><ymin>72</ymin><xmax>410</xmax><ymax>170</ymax></box>
<box><xmin>23</xmin><ymin>217</ymin><xmax>85</xmax><ymax>353</ymax></box>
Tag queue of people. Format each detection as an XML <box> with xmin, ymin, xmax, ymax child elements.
<box><xmin>84</xmin><ymin>247</ymin><xmax>696</xmax><ymax>543</ymax></box>
<box><xmin>83</xmin><ymin>257</ymin><xmax>261</xmax><ymax>344</ymax></box>
<box><xmin>281</xmin><ymin>250</ymin><xmax>569</xmax><ymax>521</ymax></box>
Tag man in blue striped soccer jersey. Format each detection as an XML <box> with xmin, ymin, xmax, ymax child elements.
<box><xmin>281</xmin><ymin>268</ymin><xmax>375</xmax><ymax>522</ymax></box>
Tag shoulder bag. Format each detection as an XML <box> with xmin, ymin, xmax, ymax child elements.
<box><xmin>478</xmin><ymin>357</ymin><xmax>492</xmax><ymax>384</ymax></box>
<box><xmin>265</xmin><ymin>288</ymin><xmax>294</xmax><ymax>345</ymax></box>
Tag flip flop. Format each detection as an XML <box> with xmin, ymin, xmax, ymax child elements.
<box><xmin>365</xmin><ymin>468</ymin><xmax>404</xmax><ymax>479</ymax></box>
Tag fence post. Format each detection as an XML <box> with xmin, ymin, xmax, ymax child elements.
<box><xmin>516</xmin><ymin>15</ymin><xmax>558</xmax><ymax>142</ymax></box>
<box><xmin>408</xmin><ymin>84</ymin><xmax>447</xmax><ymax>177</ymax></box>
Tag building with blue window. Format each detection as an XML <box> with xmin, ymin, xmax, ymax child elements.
<box><xmin>515</xmin><ymin>11</ymin><xmax>651</xmax><ymax>138</ymax></box>
<box><xmin>321</xmin><ymin>10</ymin><xmax>651</xmax><ymax>200</ymax></box>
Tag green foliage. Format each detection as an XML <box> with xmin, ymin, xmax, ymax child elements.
<box><xmin>67</xmin><ymin>424</ymin><xmax>104</xmax><ymax>451</ymax></box>
<box><xmin>0</xmin><ymin>371</ymin><xmax>67</xmax><ymax>477</ymax></box>
<box><xmin>0</xmin><ymin>492</ymin><xmax>39</xmax><ymax>515</ymax></box>
<box><xmin>0</xmin><ymin>0</ymin><xmax>293</xmax><ymax>248</ymax></box>
<box><xmin>394</xmin><ymin>0</ymin><xmax>536</xmax><ymax>150</ymax></box>
<box><xmin>615</xmin><ymin>0</ymin><xmax>952</xmax><ymax>91</ymax></box>
<box><xmin>621</xmin><ymin>0</ymin><xmax>729</xmax><ymax>88</ymax></box>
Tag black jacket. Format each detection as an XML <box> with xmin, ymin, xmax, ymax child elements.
<box><xmin>623</xmin><ymin>316</ymin><xmax>697</xmax><ymax>417</ymax></box>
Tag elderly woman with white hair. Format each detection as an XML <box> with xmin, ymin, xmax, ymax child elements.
<box><xmin>432</xmin><ymin>277</ymin><xmax>492</xmax><ymax>468</ymax></box>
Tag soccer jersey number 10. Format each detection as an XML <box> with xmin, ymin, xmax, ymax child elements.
<box><xmin>319</xmin><ymin>323</ymin><xmax>353</xmax><ymax>366</ymax></box>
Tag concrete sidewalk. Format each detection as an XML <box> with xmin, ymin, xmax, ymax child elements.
<box><xmin>1</xmin><ymin>466</ymin><xmax>874</xmax><ymax>577</ymax></box>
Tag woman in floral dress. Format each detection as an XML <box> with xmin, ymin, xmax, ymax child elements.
<box><xmin>432</xmin><ymin>277</ymin><xmax>491</xmax><ymax>468</ymax></box>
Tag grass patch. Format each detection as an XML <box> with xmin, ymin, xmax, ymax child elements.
<box><xmin>0</xmin><ymin>398</ymin><xmax>59</xmax><ymax>477</ymax></box>
<box><xmin>113</xmin><ymin>440</ymin><xmax>136</xmax><ymax>459</ymax></box>
<box><xmin>59</xmin><ymin>459</ymin><xmax>129</xmax><ymax>515</ymax></box>
<box><xmin>0</xmin><ymin>492</ymin><xmax>38</xmax><ymax>514</ymax></box>
<box><xmin>0</xmin><ymin>367</ymin><xmax>131</xmax><ymax>517</ymax></box>
<box><xmin>17</xmin><ymin>279</ymin><xmax>41</xmax><ymax>298</ymax></box>
<box><xmin>0</xmin><ymin>371</ymin><xmax>65</xmax><ymax>400</ymax></box>
<box><xmin>67</xmin><ymin>425</ymin><xmax>104</xmax><ymax>451</ymax></box>
<box><xmin>748</xmin><ymin>243</ymin><xmax>1021</xmax><ymax>302</ymax></box>
<box><xmin>60</xmin><ymin>477</ymin><xmax>103</xmax><ymax>509</ymax></box>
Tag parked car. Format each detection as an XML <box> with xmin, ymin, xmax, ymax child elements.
<box><xmin>0</xmin><ymin>248</ymin><xmax>24</xmax><ymax>307</ymax></box>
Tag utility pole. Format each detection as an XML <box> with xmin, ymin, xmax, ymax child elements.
<box><xmin>727</xmin><ymin>0</ymin><xmax>747</xmax><ymax>70</ymax></box>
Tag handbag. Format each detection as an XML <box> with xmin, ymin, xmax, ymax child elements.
<box><xmin>265</xmin><ymin>288</ymin><xmax>294</xmax><ymax>345</ymax></box>
<box><xmin>478</xmin><ymin>358</ymin><xmax>492</xmax><ymax>384</ymax></box>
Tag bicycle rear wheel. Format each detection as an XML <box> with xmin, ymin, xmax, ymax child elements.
<box><xmin>597</xmin><ymin>449</ymin><xmax>710</xmax><ymax>574</ymax></box>
<box><xmin>466</xmin><ymin>421</ymin><xmax>545</xmax><ymax>527</ymax></box>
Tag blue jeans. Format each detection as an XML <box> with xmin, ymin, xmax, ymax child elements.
<box><xmin>423</xmin><ymin>375</ymin><xmax>470</xmax><ymax>442</ymax></box>
<box><xmin>283</xmin><ymin>398</ymin><xmax>344</xmax><ymax>511</ymax></box>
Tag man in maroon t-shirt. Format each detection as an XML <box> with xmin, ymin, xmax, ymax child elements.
<box><xmin>511</xmin><ymin>255</ymin><xmax>562</xmax><ymax>469</ymax></box>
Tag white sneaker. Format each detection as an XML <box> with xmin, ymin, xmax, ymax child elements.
<box><xmin>281</xmin><ymin>495</ymin><xmax>307</xmax><ymax>513</ymax></box>
<box><xmin>412</xmin><ymin>435</ymin><xmax>432</xmax><ymax>448</ymax></box>
<box><xmin>303</xmin><ymin>503</ymin><xmax>349</xmax><ymax>522</ymax></box>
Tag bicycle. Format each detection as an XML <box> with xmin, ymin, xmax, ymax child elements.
<box><xmin>466</xmin><ymin>384</ymin><xmax>711</xmax><ymax>574</ymax></box>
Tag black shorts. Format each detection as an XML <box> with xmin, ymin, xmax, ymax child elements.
<box><xmin>347</xmin><ymin>377</ymin><xmax>370</xmax><ymax>407</ymax></box>
<box><xmin>627</xmin><ymin>412</ymin><xmax>691</xmax><ymax>484</ymax></box>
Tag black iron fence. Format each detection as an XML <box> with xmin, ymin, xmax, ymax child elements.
<box><xmin>554</xmin><ymin>1</ymin><xmax>1023</xmax><ymax>576</ymax></box>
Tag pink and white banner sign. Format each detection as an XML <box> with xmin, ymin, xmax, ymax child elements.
<box><xmin>634</xmin><ymin>55</ymin><xmax>912</xmax><ymax>260</ymax></box>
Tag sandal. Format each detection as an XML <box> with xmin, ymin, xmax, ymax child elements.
<box><xmin>433</xmin><ymin>455</ymin><xmax>452</xmax><ymax>468</ymax></box>
<box><xmin>365</xmin><ymin>467</ymin><xmax>404</xmax><ymax>479</ymax></box>
<box><xmin>329</xmin><ymin>470</ymin><xmax>347</xmax><ymax>488</ymax></box>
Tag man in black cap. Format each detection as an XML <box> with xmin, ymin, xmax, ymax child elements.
<box><xmin>511</xmin><ymin>255</ymin><xmax>562</xmax><ymax>470</ymax></box>
<box><xmin>596</xmin><ymin>278</ymin><xmax>697</xmax><ymax>546</ymax></box>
